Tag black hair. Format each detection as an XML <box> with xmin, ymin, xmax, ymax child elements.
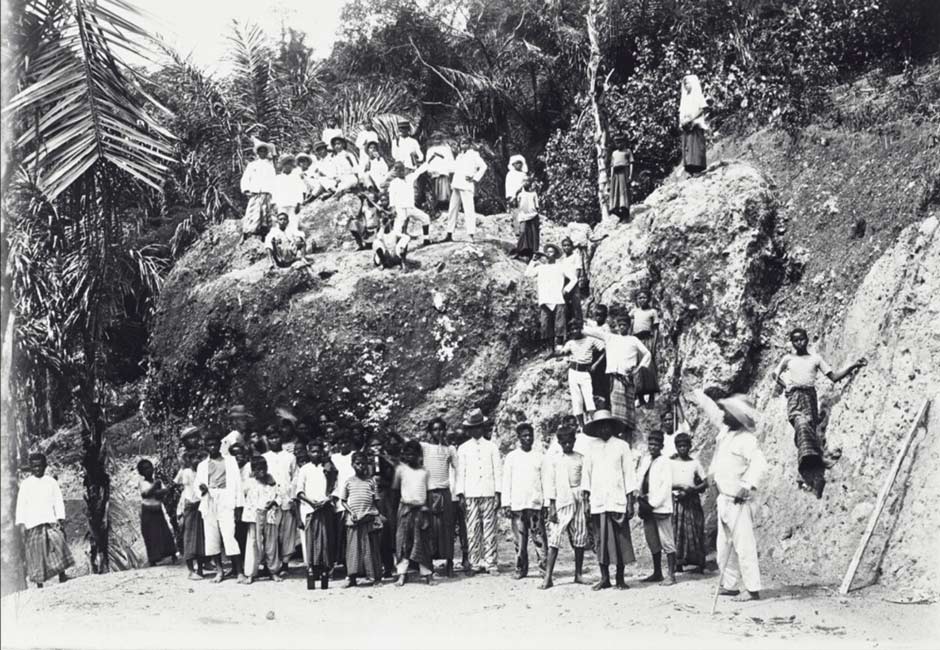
<box><xmin>250</xmin><ymin>456</ymin><xmax>267</xmax><ymax>471</ymax></box>
<box><xmin>789</xmin><ymin>327</ymin><xmax>808</xmax><ymax>340</ymax></box>
<box><xmin>203</xmin><ymin>432</ymin><xmax>222</xmax><ymax>444</ymax></box>
<box><xmin>136</xmin><ymin>459</ymin><xmax>153</xmax><ymax>474</ymax></box>
<box><xmin>426</xmin><ymin>417</ymin><xmax>447</xmax><ymax>433</ymax></box>
<box><xmin>29</xmin><ymin>452</ymin><xmax>47</xmax><ymax>465</ymax></box>
<box><xmin>402</xmin><ymin>439</ymin><xmax>423</xmax><ymax>457</ymax></box>
<box><xmin>515</xmin><ymin>422</ymin><xmax>534</xmax><ymax>435</ymax></box>
<box><xmin>594</xmin><ymin>304</ymin><xmax>608</xmax><ymax>315</ymax></box>
<box><xmin>351</xmin><ymin>451</ymin><xmax>370</xmax><ymax>464</ymax></box>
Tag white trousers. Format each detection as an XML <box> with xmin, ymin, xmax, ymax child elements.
<box><xmin>717</xmin><ymin>494</ymin><xmax>761</xmax><ymax>592</ymax></box>
<box><xmin>567</xmin><ymin>369</ymin><xmax>596</xmax><ymax>416</ymax></box>
<box><xmin>201</xmin><ymin>491</ymin><xmax>239</xmax><ymax>557</ymax></box>
<box><xmin>394</xmin><ymin>207</ymin><xmax>430</xmax><ymax>234</ymax></box>
<box><xmin>446</xmin><ymin>189</ymin><xmax>477</xmax><ymax>236</ymax></box>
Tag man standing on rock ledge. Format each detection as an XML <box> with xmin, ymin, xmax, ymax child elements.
<box><xmin>695</xmin><ymin>391</ymin><xmax>768</xmax><ymax>602</ymax></box>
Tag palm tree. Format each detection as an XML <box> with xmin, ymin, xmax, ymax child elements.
<box><xmin>2</xmin><ymin>0</ymin><xmax>174</xmax><ymax>581</ymax></box>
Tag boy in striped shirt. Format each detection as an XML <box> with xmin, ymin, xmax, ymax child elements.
<box><xmin>561</xmin><ymin>319</ymin><xmax>604</xmax><ymax>428</ymax></box>
<box><xmin>420</xmin><ymin>418</ymin><xmax>458</xmax><ymax>577</ymax></box>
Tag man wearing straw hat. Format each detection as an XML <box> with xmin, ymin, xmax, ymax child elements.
<box><xmin>694</xmin><ymin>390</ymin><xmax>768</xmax><ymax>602</ymax></box>
<box><xmin>454</xmin><ymin>408</ymin><xmax>502</xmax><ymax>575</ymax></box>
<box><xmin>240</xmin><ymin>137</ymin><xmax>277</xmax><ymax>242</ymax></box>
<box><xmin>392</xmin><ymin>119</ymin><xmax>423</xmax><ymax>173</ymax></box>
<box><xmin>580</xmin><ymin>408</ymin><xmax>638</xmax><ymax>590</ymax></box>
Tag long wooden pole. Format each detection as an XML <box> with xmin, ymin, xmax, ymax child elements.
<box><xmin>838</xmin><ymin>398</ymin><xmax>931</xmax><ymax>595</ymax></box>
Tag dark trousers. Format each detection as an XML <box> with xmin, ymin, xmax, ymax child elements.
<box><xmin>539</xmin><ymin>303</ymin><xmax>565</xmax><ymax>346</ymax></box>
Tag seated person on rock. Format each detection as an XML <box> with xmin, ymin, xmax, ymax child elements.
<box><xmin>360</xmin><ymin>141</ymin><xmax>389</xmax><ymax>192</ymax></box>
<box><xmin>265</xmin><ymin>212</ymin><xmax>307</xmax><ymax>268</ymax></box>
<box><xmin>311</xmin><ymin>141</ymin><xmax>335</xmax><ymax>201</ymax></box>
<box><xmin>373</xmin><ymin>213</ymin><xmax>411</xmax><ymax>270</ymax></box>
<box><xmin>329</xmin><ymin>136</ymin><xmax>360</xmax><ymax>200</ymax></box>
<box><xmin>348</xmin><ymin>188</ymin><xmax>387</xmax><ymax>251</ymax></box>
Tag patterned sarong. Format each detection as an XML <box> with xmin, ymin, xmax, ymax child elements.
<box><xmin>592</xmin><ymin>512</ymin><xmax>636</xmax><ymax>566</ymax></box>
<box><xmin>242</xmin><ymin>193</ymin><xmax>271</xmax><ymax>235</ymax></box>
<box><xmin>396</xmin><ymin>504</ymin><xmax>432</xmax><ymax>569</ymax></box>
<box><xmin>788</xmin><ymin>386</ymin><xmax>825</xmax><ymax>484</ymax></box>
<box><xmin>141</xmin><ymin>504</ymin><xmax>177</xmax><ymax>564</ymax></box>
<box><xmin>181</xmin><ymin>500</ymin><xmax>205</xmax><ymax>560</ymax></box>
<box><xmin>345</xmin><ymin>516</ymin><xmax>382</xmax><ymax>580</ymax></box>
<box><xmin>427</xmin><ymin>488</ymin><xmax>455</xmax><ymax>560</ymax></box>
<box><xmin>609</xmin><ymin>373</ymin><xmax>637</xmax><ymax>436</ymax></box>
<box><xmin>672</xmin><ymin>492</ymin><xmax>706</xmax><ymax>567</ymax></box>
<box><xmin>24</xmin><ymin>523</ymin><xmax>74</xmax><ymax>584</ymax></box>
<box><xmin>547</xmin><ymin>498</ymin><xmax>589</xmax><ymax>549</ymax></box>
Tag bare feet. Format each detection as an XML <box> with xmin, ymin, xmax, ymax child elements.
<box><xmin>540</xmin><ymin>578</ymin><xmax>553</xmax><ymax>590</ymax></box>
<box><xmin>573</xmin><ymin>575</ymin><xmax>588</xmax><ymax>585</ymax></box>
<box><xmin>512</xmin><ymin>571</ymin><xmax>524</xmax><ymax>580</ymax></box>
<box><xmin>733</xmin><ymin>590</ymin><xmax>761</xmax><ymax>602</ymax></box>
<box><xmin>719</xmin><ymin>587</ymin><xmax>740</xmax><ymax>597</ymax></box>
<box><xmin>188</xmin><ymin>572</ymin><xmax>203</xmax><ymax>581</ymax></box>
<box><xmin>211</xmin><ymin>573</ymin><xmax>223</xmax><ymax>584</ymax></box>
<box><xmin>661</xmin><ymin>576</ymin><xmax>676</xmax><ymax>586</ymax></box>
<box><xmin>592</xmin><ymin>580</ymin><xmax>611</xmax><ymax>591</ymax></box>
<box><xmin>271</xmin><ymin>574</ymin><xmax>284</xmax><ymax>583</ymax></box>
<box><xmin>642</xmin><ymin>573</ymin><xmax>663</xmax><ymax>583</ymax></box>
<box><xmin>342</xmin><ymin>579</ymin><xmax>355</xmax><ymax>589</ymax></box>
<box><xmin>615</xmin><ymin>580</ymin><xmax>629</xmax><ymax>590</ymax></box>
<box><xmin>396</xmin><ymin>575</ymin><xmax>406</xmax><ymax>587</ymax></box>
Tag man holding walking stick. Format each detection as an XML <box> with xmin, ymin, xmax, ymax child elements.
<box><xmin>692</xmin><ymin>390</ymin><xmax>768</xmax><ymax>603</ymax></box>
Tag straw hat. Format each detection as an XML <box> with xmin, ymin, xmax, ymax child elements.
<box><xmin>583</xmin><ymin>409</ymin><xmax>626</xmax><ymax>437</ymax></box>
<box><xmin>227</xmin><ymin>404</ymin><xmax>253</xmax><ymax>420</ymax></box>
<box><xmin>180</xmin><ymin>425</ymin><xmax>201</xmax><ymax>441</ymax></box>
<box><xmin>330</xmin><ymin>135</ymin><xmax>347</xmax><ymax>147</ymax></box>
<box><xmin>295</xmin><ymin>152</ymin><xmax>313</xmax><ymax>165</ymax></box>
<box><xmin>251</xmin><ymin>136</ymin><xmax>276</xmax><ymax>157</ymax></box>
<box><xmin>312</xmin><ymin>140</ymin><xmax>328</xmax><ymax>152</ymax></box>
<box><xmin>462</xmin><ymin>408</ymin><xmax>490</xmax><ymax>428</ymax></box>
<box><xmin>717</xmin><ymin>394</ymin><xmax>758</xmax><ymax>432</ymax></box>
<box><xmin>543</xmin><ymin>243</ymin><xmax>561</xmax><ymax>256</ymax></box>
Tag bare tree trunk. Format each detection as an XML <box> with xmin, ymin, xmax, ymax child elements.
<box><xmin>586</xmin><ymin>0</ymin><xmax>610</xmax><ymax>222</ymax></box>
<box><xmin>1</xmin><ymin>308</ymin><xmax>26</xmax><ymax>595</ymax></box>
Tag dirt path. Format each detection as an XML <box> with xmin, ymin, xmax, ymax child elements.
<box><xmin>2</xmin><ymin>537</ymin><xmax>936</xmax><ymax>650</ymax></box>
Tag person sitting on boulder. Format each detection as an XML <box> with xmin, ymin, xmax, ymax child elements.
<box><xmin>631</xmin><ymin>289</ymin><xmax>660</xmax><ymax>408</ymax></box>
<box><xmin>526</xmin><ymin>244</ymin><xmax>577</xmax><ymax>357</ymax></box>
<box><xmin>272</xmin><ymin>154</ymin><xmax>307</xmax><ymax>230</ymax></box>
<box><xmin>265</xmin><ymin>213</ymin><xmax>306</xmax><ymax>268</ymax></box>
<box><xmin>348</xmin><ymin>188</ymin><xmax>383</xmax><ymax>251</ymax></box>
<box><xmin>329</xmin><ymin>136</ymin><xmax>360</xmax><ymax>199</ymax></box>
<box><xmin>239</xmin><ymin>138</ymin><xmax>277</xmax><ymax>242</ymax></box>
<box><xmin>388</xmin><ymin>161</ymin><xmax>431</xmax><ymax>247</ymax></box>
<box><xmin>560</xmin><ymin>319</ymin><xmax>604</xmax><ymax>429</ymax></box>
<box><xmin>294</xmin><ymin>152</ymin><xmax>319</xmax><ymax>202</ymax></box>
<box><xmin>311</xmin><ymin>141</ymin><xmax>335</xmax><ymax>200</ymax></box>
<box><xmin>360</xmin><ymin>141</ymin><xmax>389</xmax><ymax>192</ymax></box>
<box><xmin>372</xmin><ymin>213</ymin><xmax>411</xmax><ymax>270</ymax></box>
<box><xmin>770</xmin><ymin>327</ymin><xmax>867</xmax><ymax>498</ymax></box>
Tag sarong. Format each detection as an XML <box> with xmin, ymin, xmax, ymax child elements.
<box><xmin>24</xmin><ymin>523</ymin><xmax>74</xmax><ymax>584</ymax></box>
<box><xmin>396</xmin><ymin>504</ymin><xmax>432</xmax><ymax>571</ymax></box>
<box><xmin>427</xmin><ymin>488</ymin><xmax>455</xmax><ymax>560</ymax></box>
<box><xmin>547</xmin><ymin>498</ymin><xmax>589</xmax><ymax>549</ymax></box>
<box><xmin>181</xmin><ymin>500</ymin><xmax>205</xmax><ymax>560</ymax></box>
<box><xmin>304</xmin><ymin>508</ymin><xmax>333</xmax><ymax>570</ymax></box>
<box><xmin>565</xmin><ymin>289</ymin><xmax>583</xmax><ymax>328</ymax></box>
<box><xmin>513</xmin><ymin>216</ymin><xmax>540</xmax><ymax>258</ymax></box>
<box><xmin>788</xmin><ymin>386</ymin><xmax>825</xmax><ymax>485</ymax></box>
<box><xmin>609</xmin><ymin>372</ymin><xmax>637</xmax><ymax>438</ymax></box>
<box><xmin>634</xmin><ymin>331</ymin><xmax>660</xmax><ymax>396</ymax></box>
<box><xmin>345</xmin><ymin>516</ymin><xmax>382</xmax><ymax>580</ymax></box>
<box><xmin>592</xmin><ymin>511</ymin><xmax>636</xmax><ymax>566</ymax></box>
<box><xmin>140</xmin><ymin>504</ymin><xmax>177</xmax><ymax>564</ymax></box>
<box><xmin>510</xmin><ymin>509</ymin><xmax>548</xmax><ymax>576</ymax></box>
<box><xmin>242</xmin><ymin>193</ymin><xmax>271</xmax><ymax>235</ymax></box>
<box><xmin>376</xmin><ymin>486</ymin><xmax>399</xmax><ymax>574</ymax></box>
<box><xmin>609</xmin><ymin>167</ymin><xmax>630</xmax><ymax>215</ymax></box>
<box><xmin>682</xmin><ymin>127</ymin><xmax>706</xmax><ymax>173</ymax></box>
<box><xmin>277</xmin><ymin>507</ymin><xmax>298</xmax><ymax>557</ymax></box>
<box><xmin>432</xmin><ymin>175</ymin><xmax>451</xmax><ymax>208</ymax></box>
<box><xmin>672</xmin><ymin>492</ymin><xmax>706</xmax><ymax>567</ymax></box>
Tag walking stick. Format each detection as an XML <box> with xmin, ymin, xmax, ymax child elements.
<box><xmin>710</xmin><ymin>502</ymin><xmax>745</xmax><ymax>615</ymax></box>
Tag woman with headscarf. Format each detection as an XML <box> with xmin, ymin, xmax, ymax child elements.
<box><xmin>505</xmin><ymin>155</ymin><xmax>528</xmax><ymax>207</ymax></box>
<box><xmin>679</xmin><ymin>74</ymin><xmax>708</xmax><ymax>174</ymax></box>
<box><xmin>608</xmin><ymin>135</ymin><xmax>633</xmax><ymax>220</ymax></box>
<box><xmin>669</xmin><ymin>430</ymin><xmax>707</xmax><ymax>573</ymax></box>
<box><xmin>426</xmin><ymin>132</ymin><xmax>455</xmax><ymax>210</ymax></box>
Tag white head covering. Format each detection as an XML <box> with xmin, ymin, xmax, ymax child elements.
<box><xmin>679</xmin><ymin>74</ymin><xmax>708</xmax><ymax>130</ymax></box>
<box><xmin>252</xmin><ymin>136</ymin><xmax>276</xmax><ymax>157</ymax></box>
<box><xmin>508</xmin><ymin>154</ymin><xmax>528</xmax><ymax>173</ymax></box>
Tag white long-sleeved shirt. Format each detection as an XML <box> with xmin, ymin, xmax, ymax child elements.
<box><xmin>426</xmin><ymin>144</ymin><xmax>454</xmax><ymax>177</ymax></box>
<box><xmin>451</xmin><ymin>150</ymin><xmax>487</xmax><ymax>193</ymax></box>
<box><xmin>196</xmin><ymin>455</ymin><xmax>243</xmax><ymax>511</ymax></box>
<box><xmin>455</xmin><ymin>437</ymin><xmax>502</xmax><ymax>498</ymax></box>
<box><xmin>709</xmin><ymin>427</ymin><xmax>768</xmax><ymax>497</ymax></box>
<box><xmin>388</xmin><ymin>162</ymin><xmax>429</xmax><ymax>211</ymax></box>
<box><xmin>542</xmin><ymin>452</ymin><xmax>584</xmax><ymax>509</ymax></box>
<box><xmin>271</xmin><ymin>172</ymin><xmax>307</xmax><ymax>210</ymax></box>
<box><xmin>525</xmin><ymin>261</ymin><xmax>574</xmax><ymax>306</ymax></box>
<box><xmin>502</xmin><ymin>448</ymin><xmax>544</xmax><ymax>511</ymax></box>
<box><xmin>584</xmin><ymin>327</ymin><xmax>652</xmax><ymax>376</ymax></box>
<box><xmin>331</xmin><ymin>452</ymin><xmax>355</xmax><ymax>511</ymax></box>
<box><xmin>392</xmin><ymin>136</ymin><xmax>423</xmax><ymax>168</ymax></box>
<box><xmin>637</xmin><ymin>453</ymin><xmax>673</xmax><ymax>514</ymax></box>
<box><xmin>505</xmin><ymin>168</ymin><xmax>527</xmax><ymax>200</ymax></box>
<box><xmin>580</xmin><ymin>436</ymin><xmax>637</xmax><ymax>515</ymax></box>
<box><xmin>240</xmin><ymin>159</ymin><xmax>276</xmax><ymax>195</ymax></box>
<box><xmin>263</xmin><ymin>450</ymin><xmax>296</xmax><ymax>509</ymax></box>
<box><xmin>330</xmin><ymin>151</ymin><xmax>359</xmax><ymax>180</ymax></box>
<box><xmin>361</xmin><ymin>156</ymin><xmax>390</xmax><ymax>189</ymax></box>
<box><xmin>15</xmin><ymin>475</ymin><xmax>66</xmax><ymax>530</ymax></box>
<box><xmin>294</xmin><ymin>462</ymin><xmax>329</xmax><ymax>519</ymax></box>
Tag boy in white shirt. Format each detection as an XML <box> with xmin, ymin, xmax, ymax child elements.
<box><xmin>636</xmin><ymin>430</ymin><xmax>676</xmax><ymax>586</ymax></box>
<box><xmin>15</xmin><ymin>453</ymin><xmax>73</xmax><ymax>588</ymax></box>
<box><xmin>501</xmin><ymin>422</ymin><xmax>548</xmax><ymax>579</ymax></box>
<box><xmin>354</xmin><ymin>117</ymin><xmax>379</xmax><ymax>154</ymax></box>
<box><xmin>392</xmin><ymin>120</ymin><xmax>423</xmax><ymax>171</ymax></box>
<box><xmin>272</xmin><ymin>155</ymin><xmax>307</xmax><ymax>229</ymax></box>
<box><xmin>360</xmin><ymin>142</ymin><xmax>389</xmax><ymax>191</ymax></box>
<box><xmin>526</xmin><ymin>243</ymin><xmax>576</xmax><ymax>357</ymax></box>
<box><xmin>263</xmin><ymin>429</ymin><xmax>298</xmax><ymax>571</ymax></box>
<box><xmin>295</xmin><ymin>439</ymin><xmax>333</xmax><ymax>589</ymax></box>
<box><xmin>561</xmin><ymin>319</ymin><xmax>604</xmax><ymax>428</ymax></box>
<box><xmin>388</xmin><ymin>161</ymin><xmax>431</xmax><ymax>246</ymax></box>
<box><xmin>329</xmin><ymin>136</ymin><xmax>360</xmax><ymax>199</ymax></box>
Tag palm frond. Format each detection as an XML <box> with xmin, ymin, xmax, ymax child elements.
<box><xmin>5</xmin><ymin>0</ymin><xmax>176</xmax><ymax>200</ymax></box>
<box><xmin>331</xmin><ymin>79</ymin><xmax>415</xmax><ymax>147</ymax></box>
<box><xmin>226</xmin><ymin>19</ymin><xmax>287</xmax><ymax>138</ymax></box>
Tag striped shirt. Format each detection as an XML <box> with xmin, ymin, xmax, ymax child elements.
<box><xmin>342</xmin><ymin>475</ymin><xmax>379</xmax><ymax>518</ymax></box>
<box><xmin>563</xmin><ymin>336</ymin><xmax>602</xmax><ymax>365</ymax></box>
<box><xmin>395</xmin><ymin>464</ymin><xmax>429</xmax><ymax>506</ymax></box>
<box><xmin>420</xmin><ymin>442</ymin><xmax>457</xmax><ymax>490</ymax></box>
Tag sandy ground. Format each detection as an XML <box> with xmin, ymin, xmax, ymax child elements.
<box><xmin>2</xmin><ymin>527</ymin><xmax>937</xmax><ymax>650</ymax></box>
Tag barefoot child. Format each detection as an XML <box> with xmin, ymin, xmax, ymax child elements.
<box><xmin>637</xmin><ymin>430</ymin><xmax>677</xmax><ymax>586</ymax></box>
<box><xmin>632</xmin><ymin>290</ymin><xmax>660</xmax><ymax>407</ymax></box>
<box><xmin>174</xmin><ymin>451</ymin><xmax>205</xmax><ymax>579</ymax></box>
<box><xmin>263</xmin><ymin>429</ymin><xmax>298</xmax><ymax>573</ymax></box>
<box><xmin>421</xmin><ymin>418</ymin><xmax>458</xmax><ymax>577</ymax></box>
<box><xmin>670</xmin><ymin>432</ymin><xmax>707</xmax><ymax>573</ymax></box>
<box><xmin>16</xmin><ymin>453</ymin><xmax>74</xmax><ymax>588</ymax></box>
<box><xmin>502</xmin><ymin>423</ymin><xmax>548</xmax><ymax>580</ymax></box>
<box><xmin>295</xmin><ymin>440</ymin><xmax>333</xmax><ymax>589</ymax></box>
<box><xmin>770</xmin><ymin>327</ymin><xmax>867</xmax><ymax>498</ymax></box>
<box><xmin>241</xmin><ymin>456</ymin><xmax>283</xmax><ymax>584</ymax></box>
<box><xmin>394</xmin><ymin>441</ymin><xmax>434</xmax><ymax>586</ymax></box>
<box><xmin>137</xmin><ymin>459</ymin><xmax>178</xmax><ymax>567</ymax></box>
<box><xmin>196</xmin><ymin>434</ymin><xmax>243</xmax><ymax>582</ymax></box>
<box><xmin>580</xmin><ymin>409</ymin><xmax>638</xmax><ymax>590</ymax></box>
<box><xmin>340</xmin><ymin>451</ymin><xmax>383</xmax><ymax>587</ymax></box>
<box><xmin>541</xmin><ymin>425</ymin><xmax>589</xmax><ymax>589</ymax></box>
<box><xmin>560</xmin><ymin>319</ymin><xmax>604</xmax><ymax>429</ymax></box>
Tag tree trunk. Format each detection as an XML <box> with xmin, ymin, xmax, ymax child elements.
<box><xmin>1</xmin><ymin>312</ymin><xmax>27</xmax><ymax>595</ymax></box>
<box><xmin>586</xmin><ymin>0</ymin><xmax>610</xmax><ymax>222</ymax></box>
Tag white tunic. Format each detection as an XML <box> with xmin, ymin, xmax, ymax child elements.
<box><xmin>501</xmin><ymin>448</ymin><xmax>544</xmax><ymax>511</ymax></box>
<box><xmin>240</xmin><ymin>159</ymin><xmax>276</xmax><ymax>195</ymax></box>
<box><xmin>15</xmin><ymin>475</ymin><xmax>66</xmax><ymax>530</ymax></box>
<box><xmin>451</xmin><ymin>150</ymin><xmax>487</xmax><ymax>193</ymax></box>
